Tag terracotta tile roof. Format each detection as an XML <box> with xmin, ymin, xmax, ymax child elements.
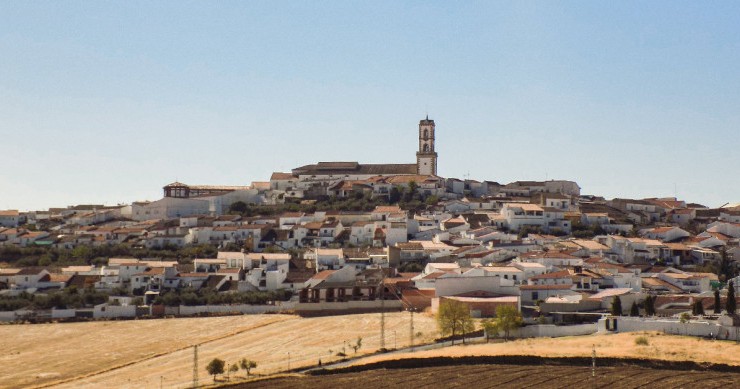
<box><xmin>530</xmin><ymin>270</ymin><xmax>571</xmax><ymax>280</ymax></box>
<box><xmin>293</xmin><ymin>162</ymin><xmax>417</xmax><ymax>176</ymax></box>
<box><xmin>395</xmin><ymin>242</ymin><xmax>424</xmax><ymax>250</ymax></box>
<box><xmin>642</xmin><ymin>277</ymin><xmax>683</xmax><ymax>292</ymax></box>
<box><xmin>522</xmin><ymin>251</ymin><xmax>581</xmax><ymax>260</ymax></box>
<box><xmin>137</xmin><ymin>268</ymin><xmax>165</xmax><ymax>276</ymax></box>
<box><xmin>520</xmin><ymin>284</ymin><xmax>574</xmax><ymax>290</ymax></box>
<box><xmin>373</xmin><ymin>205</ymin><xmax>403</xmax><ymax>214</ymax></box>
<box><xmin>280</xmin><ymin>212</ymin><xmax>303</xmax><ymax>218</ymax></box>
<box><xmin>587</xmin><ymin>288</ymin><xmax>633</xmax><ymax>300</ymax></box>
<box><xmin>49</xmin><ymin>274</ymin><xmax>72</xmax><ymax>283</ymax></box>
<box><xmin>17</xmin><ymin>267</ymin><xmax>48</xmax><ymax>275</ymax></box>
<box><xmin>178</xmin><ymin>272</ymin><xmax>210</xmax><ymax>278</ymax></box>
<box><xmin>312</xmin><ymin>270</ymin><xmax>335</xmax><ymax>280</ymax></box>
<box><xmin>270</xmin><ymin>172</ymin><xmax>297</xmax><ymax>180</ymax></box>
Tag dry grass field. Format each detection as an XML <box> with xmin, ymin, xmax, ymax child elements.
<box><xmin>348</xmin><ymin>331</ymin><xmax>740</xmax><ymax>368</ymax></box>
<box><xmin>0</xmin><ymin>311</ymin><xmax>437</xmax><ymax>389</ymax></box>
<box><xmin>4</xmin><ymin>314</ymin><xmax>740</xmax><ymax>389</ymax></box>
<box><xmin>231</xmin><ymin>364</ymin><xmax>740</xmax><ymax>389</ymax></box>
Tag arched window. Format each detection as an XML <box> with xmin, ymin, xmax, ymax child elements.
<box><xmin>423</xmin><ymin>144</ymin><xmax>429</xmax><ymax>152</ymax></box>
<box><xmin>423</xmin><ymin>129</ymin><xmax>429</xmax><ymax>140</ymax></box>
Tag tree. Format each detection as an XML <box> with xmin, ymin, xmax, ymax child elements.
<box><xmin>714</xmin><ymin>289</ymin><xmax>722</xmax><ymax>314</ymax></box>
<box><xmin>206</xmin><ymin>358</ymin><xmax>225</xmax><ymax>381</ymax></box>
<box><xmin>692</xmin><ymin>300</ymin><xmax>705</xmax><ymax>316</ymax></box>
<box><xmin>228</xmin><ymin>363</ymin><xmax>239</xmax><ymax>379</ymax></box>
<box><xmin>495</xmin><ymin>305</ymin><xmax>523</xmax><ymax>340</ymax></box>
<box><xmin>389</xmin><ymin>186</ymin><xmax>402</xmax><ymax>203</ymax></box>
<box><xmin>436</xmin><ymin>299</ymin><xmax>472</xmax><ymax>345</ymax></box>
<box><xmin>481</xmin><ymin>318</ymin><xmax>500</xmax><ymax>342</ymax></box>
<box><xmin>229</xmin><ymin>201</ymin><xmax>248</xmax><ymax>215</ymax></box>
<box><xmin>350</xmin><ymin>337</ymin><xmax>362</xmax><ymax>354</ymax></box>
<box><xmin>404</xmin><ymin>181</ymin><xmax>418</xmax><ymax>202</ymax></box>
<box><xmin>425</xmin><ymin>195</ymin><xmax>439</xmax><ymax>206</ymax></box>
<box><xmin>718</xmin><ymin>248</ymin><xmax>736</xmax><ymax>282</ymax></box>
<box><xmin>630</xmin><ymin>301</ymin><xmax>639</xmax><ymax>317</ymax></box>
<box><xmin>644</xmin><ymin>295</ymin><xmax>656</xmax><ymax>316</ymax></box>
<box><xmin>679</xmin><ymin>312</ymin><xmax>691</xmax><ymax>324</ymax></box>
<box><xmin>611</xmin><ymin>296</ymin><xmax>623</xmax><ymax>316</ymax></box>
<box><xmin>727</xmin><ymin>281</ymin><xmax>736</xmax><ymax>315</ymax></box>
<box><xmin>239</xmin><ymin>358</ymin><xmax>257</xmax><ymax>377</ymax></box>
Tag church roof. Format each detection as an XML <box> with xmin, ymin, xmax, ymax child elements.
<box><xmin>164</xmin><ymin>181</ymin><xmax>188</xmax><ymax>188</ymax></box>
<box><xmin>292</xmin><ymin>162</ymin><xmax>417</xmax><ymax>176</ymax></box>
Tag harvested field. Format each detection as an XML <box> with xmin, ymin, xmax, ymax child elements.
<box><xmin>349</xmin><ymin>331</ymin><xmax>740</xmax><ymax>367</ymax></box>
<box><xmin>231</xmin><ymin>363</ymin><xmax>740</xmax><ymax>388</ymax></box>
<box><xmin>0</xmin><ymin>311</ymin><xmax>437</xmax><ymax>389</ymax></box>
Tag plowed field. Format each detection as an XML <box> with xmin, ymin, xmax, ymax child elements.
<box><xmin>232</xmin><ymin>363</ymin><xmax>740</xmax><ymax>388</ymax></box>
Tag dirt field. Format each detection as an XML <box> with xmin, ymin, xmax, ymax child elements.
<box><xmin>349</xmin><ymin>331</ymin><xmax>740</xmax><ymax>367</ymax></box>
<box><xmin>0</xmin><ymin>311</ymin><xmax>437</xmax><ymax>389</ymax></box>
<box><xmin>231</xmin><ymin>363</ymin><xmax>740</xmax><ymax>388</ymax></box>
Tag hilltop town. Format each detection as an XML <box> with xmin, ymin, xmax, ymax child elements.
<box><xmin>1</xmin><ymin>117</ymin><xmax>739</xmax><ymax>338</ymax></box>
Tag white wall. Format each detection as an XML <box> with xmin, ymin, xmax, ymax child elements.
<box><xmin>598</xmin><ymin>317</ymin><xmax>739</xmax><ymax>341</ymax></box>
<box><xmin>177</xmin><ymin>303</ymin><xmax>294</xmax><ymax>316</ymax></box>
<box><xmin>495</xmin><ymin>323</ymin><xmax>598</xmax><ymax>338</ymax></box>
<box><xmin>435</xmin><ymin>275</ymin><xmax>519</xmax><ymax>297</ymax></box>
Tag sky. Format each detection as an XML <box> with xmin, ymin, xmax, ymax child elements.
<box><xmin>1</xmin><ymin>1</ymin><xmax>739</xmax><ymax>211</ymax></box>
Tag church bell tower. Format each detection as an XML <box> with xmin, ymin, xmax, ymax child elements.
<box><xmin>416</xmin><ymin>116</ymin><xmax>438</xmax><ymax>176</ymax></box>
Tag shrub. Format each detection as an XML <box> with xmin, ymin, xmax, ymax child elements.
<box><xmin>635</xmin><ymin>336</ymin><xmax>649</xmax><ymax>346</ymax></box>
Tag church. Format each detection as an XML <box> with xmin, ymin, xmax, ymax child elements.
<box><xmin>287</xmin><ymin>116</ymin><xmax>438</xmax><ymax>180</ymax></box>
<box><xmin>265</xmin><ymin>117</ymin><xmax>442</xmax><ymax>199</ymax></box>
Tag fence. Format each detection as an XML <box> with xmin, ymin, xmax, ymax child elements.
<box><xmin>598</xmin><ymin>317</ymin><xmax>740</xmax><ymax>341</ymax></box>
<box><xmin>177</xmin><ymin>302</ymin><xmax>297</xmax><ymax>316</ymax></box>
<box><xmin>509</xmin><ymin>323</ymin><xmax>599</xmax><ymax>338</ymax></box>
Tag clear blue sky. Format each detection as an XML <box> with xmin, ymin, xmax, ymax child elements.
<box><xmin>1</xmin><ymin>1</ymin><xmax>739</xmax><ymax>210</ymax></box>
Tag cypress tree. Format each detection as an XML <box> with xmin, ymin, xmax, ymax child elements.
<box><xmin>630</xmin><ymin>301</ymin><xmax>639</xmax><ymax>316</ymax></box>
<box><xmin>727</xmin><ymin>281</ymin><xmax>736</xmax><ymax>315</ymax></box>
<box><xmin>644</xmin><ymin>295</ymin><xmax>656</xmax><ymax>316</ymax></box>
<box><xmin>611</xmin><ymin>296</ymin><xmax>623</xmax><ymax>316</ymax></box>
<box><xmin>714</xmin><ymin>289</ymin><xmax>721</xmax><ymax>314</ymax></box>
<box><xmin>692</xmin><ymin>300</ymin><xmax>704</xmax><ymax>316</ymax></box>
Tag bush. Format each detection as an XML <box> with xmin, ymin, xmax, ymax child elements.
<box><xmin>635</xmin><ymin>336</ymin><xmax>649</xmax><ymax>346</ymax></box>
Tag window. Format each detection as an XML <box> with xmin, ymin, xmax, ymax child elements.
<box><xmin>532</xmin><ymin>292</ymin><xmax>539</xmax><ymax>300</ymax></box>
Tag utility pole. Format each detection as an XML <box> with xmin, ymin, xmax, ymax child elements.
<box><xmin>409</xmin><ymin>308</ymin><xmax>415</xmax><ymax>351</ymax></box>
<box><xmin>287</xmin><ymin>352</ymin><xmax>291</xmax><ymax>371</ymax></box>
<box><xmin>591</xmin><ymin>344</ymin><xmax>596</xmax><ymax>388</ymax></box>
<box><xmin>192</xmin><ymin>345</ymin><xmax>199</xmax><ymax>389</ymax></box>
<box><xmin>380</xmin><ymin>276</ymin><xmax>386</xmax><ymax>350</ymax></box>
